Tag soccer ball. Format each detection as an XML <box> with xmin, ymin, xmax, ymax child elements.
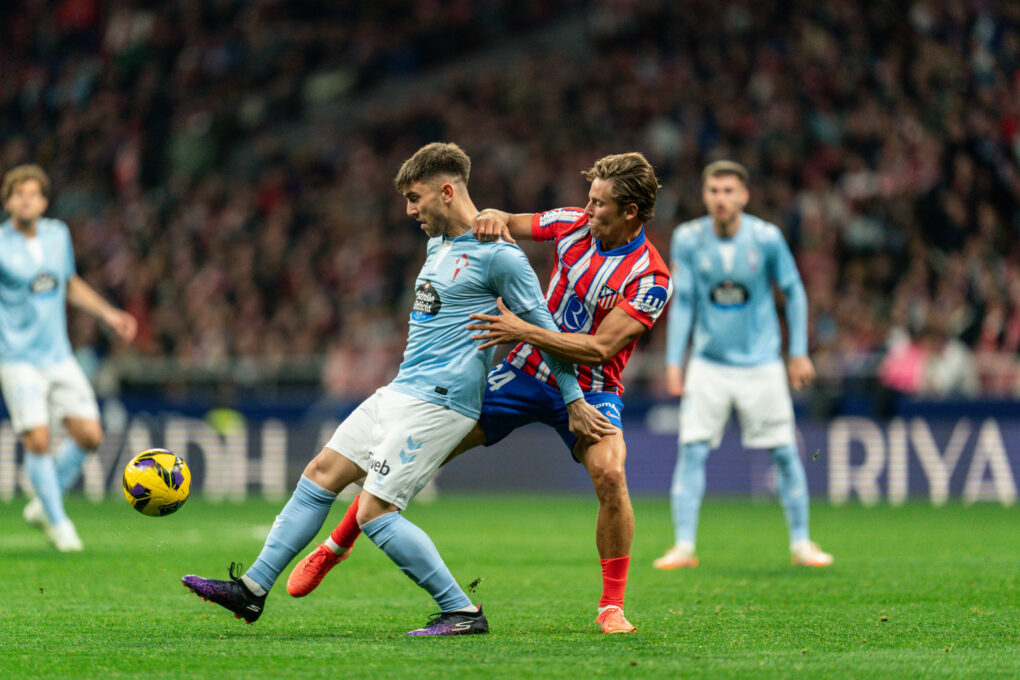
<box><xmin>122</xmin><ymin>449</ymin><xmax>191</xmax><ymax>516</ymax></box>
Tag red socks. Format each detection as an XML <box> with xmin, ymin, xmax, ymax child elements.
<box><xmin>598</xmin><ymin>556</ymin><xmax>630</xmax><ymax>609</ymax></box>
<box><xmin>330</xmin><ymin>493</ymin><xmax>362</xmax><ymax>548</ymax></box>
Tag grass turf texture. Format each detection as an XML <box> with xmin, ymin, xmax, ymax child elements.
<box><xmin>0</xmin><ymin>496</ymin><xmax>1016</xmax><ymax>679</ymax></box>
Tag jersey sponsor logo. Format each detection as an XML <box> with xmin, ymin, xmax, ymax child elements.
<box><xmin>710</xmin><ymin>281</ymin><xmax>749</xmax><ymax>308</ymax></box>
<box><xmin>368</xmin><ymin>455</ymin><xmax>391</xmax><ymax>477</ymax></box>
<box><xmin>597</xmin><ymin>285</ymin><xmax>621</xmax><ymax>309</ymax></box>
<box><xmin>561</xmin><ymin>296</ymin><xmax>590</xmax><ymax>332</ymax></box>
<box><xmin>30</xmin><ymin>271</ymin><xmax>57</xmax><ymax>295</ymax></box>
<box><xmin>411</xmin><ymin>280</ymin><xmax>442</xmax><ymax>320</ymax></box>
<box><xmin>633</xmin><ymin>285</ymin><xmax>668</xmax><ymax>315</ymax></box>
<box><xmin>597</xmin><ymin>402</ymin><xmax>621</xmax><ymax>421</ymax></box>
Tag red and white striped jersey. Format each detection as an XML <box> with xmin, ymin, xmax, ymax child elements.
<box><xmin>507</xmin><ymin>207</ymin><xmax>673</xmax><ymax>395</ymax></box>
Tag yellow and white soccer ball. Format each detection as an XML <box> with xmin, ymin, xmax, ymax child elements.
<box><xmin>122</xmin><ymin>449</ymin><xmax>191</xmax><ymax>516</ymax></box>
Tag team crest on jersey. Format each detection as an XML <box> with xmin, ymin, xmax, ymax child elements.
<box><xmin>30</xmin><ymin>271</ymin><xmax>57</xmax><ymax>295</ymax></box>
<box><xmin>411</xmin><ymin>280</ymin><xmax>442</xmax><ymax>320</ymax></box>
<box><xmin>633</xmin><ymin>285</ymin><xmax>668</xmax><ymax>315</ymax></box>
<box><xmin>451</xmin><ymin>254</ymin><xmax>469</xmax><ymax>281</ymax></box>
<box><xmin>747</xmin><ymin>249</ymin><xmax>760</xmax><ymax>272</ymax></box>
<box><xmin>597</xmin><ymin>285</ymin><xmax>621</xmax><ymax>310</ymax></box>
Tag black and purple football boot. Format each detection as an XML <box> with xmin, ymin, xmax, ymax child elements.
<box><xmin>406</xmin><ymin>606</ymin><xmax>489</xmax><ymax>636</ymax></box>
<box><xmin>182</xmin><ymin>562</ymin><xmax>266</xmax><ymax>624</ymax></box>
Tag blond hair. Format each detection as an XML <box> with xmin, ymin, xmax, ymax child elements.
<box><xmin>582</xmin><ymin>152</ymin><xmax>660</xmax><ymax>223</ymax></box>
<box><xmin>2</xmin><ymin>164</ymin><xmax>51</xmax><ymax>202</ymax></box>
<box><xmin>394</xmin><ymin>142</ymin><xmax>471</xmax><ymax>191</ymax></box>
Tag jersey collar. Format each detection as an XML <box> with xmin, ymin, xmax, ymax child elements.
<box><xmin>596</xmin><ymin>227</ymin><xmax>646</xmax><ymax>256</ymax></box>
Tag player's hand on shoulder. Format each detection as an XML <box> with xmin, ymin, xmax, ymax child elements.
<box><xmin>565</xmin><ymin>399</ymin><xmax>616</xmax><ymax>443</ymax></box>
<box><xmin>473</xmin><ymin>210</ymin><xmax>514</xmax><ymax>244</ymax></box>
<box><xmin>787</xmin><ymin>355</ymin><xmax>815</xmax><ymax>390</ymax></box>
<box><xmin>665</xmin><ymin>365</ymin><xmax>685</xmax><ymax>397</ymax></box>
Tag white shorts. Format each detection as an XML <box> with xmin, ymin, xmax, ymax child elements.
<box><xmin>0</xmin><ymin>358</ymin><xmax>100</xmax><ymax>434</ymax></box>
<box><xmin>680</xmin><ymin>358</ymin><xmax>795</xmax><ymax>449</ymax></box>
<box><xmin>324</xmin><ymin>387</ymin><xmax>475</xmax><ymax>510</ymax></box>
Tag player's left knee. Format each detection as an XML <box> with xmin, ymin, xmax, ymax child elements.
<box><xmin>588</xmin><ymin>461</ymin><xmax>627</xmax><ymax>495</ymax></box>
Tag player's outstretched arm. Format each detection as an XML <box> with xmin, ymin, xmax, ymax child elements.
<box><xmin>67</xmin><ymin>275</ymin><xmax>138</xmax><ymax>342</ymax></box>
<box><xmin>473</xmin><ymin>210</ymin><xmax>534</xmax><ymax>244</ymax></box>
<box><xmin>469</xmin><ymin>298</ymin><xmax>645</xmax><ymax>366</ymax></box>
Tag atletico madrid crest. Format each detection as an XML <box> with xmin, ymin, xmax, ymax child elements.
<box><xmin>597</xmin><ymin>285</ymin><xmax>621</xmax><ymax>309</ymax></box>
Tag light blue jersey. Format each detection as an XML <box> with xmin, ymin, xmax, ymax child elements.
<box><xmin>0</xmin><ymin>218</ymin><xmax>76</xmax><ymax>366</ymax></box>
<box><xmin>389</xmin><ymin>232</ymin><xmax>580</xmax><ymax>419</ymax></box>
<box><xmin>666</xmin><ymin>214</ymin><xmax>808</xmax><ymax>367</ymax></box>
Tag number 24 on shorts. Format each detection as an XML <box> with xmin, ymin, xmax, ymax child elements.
<box><xmin>487</xmin><ymin>368</ymin><xmax>515</xmax><ymax>391</ymax></box>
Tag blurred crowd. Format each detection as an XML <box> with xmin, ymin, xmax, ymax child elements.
<box><xmin>1</xmin><ymin>0</ymin><xmax>1018</xmax><ymax>403</ymax></box>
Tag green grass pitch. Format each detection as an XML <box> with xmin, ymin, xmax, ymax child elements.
<box><xmin>0</xmin><ymin>495</ymin><xmax>1016</xmax><ymax>679</ymax></box>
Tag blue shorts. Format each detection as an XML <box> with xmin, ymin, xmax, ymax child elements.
<box><xmin>477</xmin><ymin>361</ymin><xmax>624</xmax><ymax>458</ymax></box>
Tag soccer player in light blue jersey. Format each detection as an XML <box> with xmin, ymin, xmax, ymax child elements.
<box><xmin>1</xmin><ymin>165</ymin><xmax>137</xmax><ymax>552</ymax></box>
<box><xmin>182</xmin><ymin>143</ymin><xmax>613</xmax><ymax>636</ymax></box>
<box><xmin>655</xmin><ymin>161</ymin><xmax>833</xmax><ymax>570</ymax></box>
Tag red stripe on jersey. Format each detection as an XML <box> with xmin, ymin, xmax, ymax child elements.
<box><xmin>510</xmin><ymin>209</ymin><xmax>672</xmax><ymax>395</ymax></box>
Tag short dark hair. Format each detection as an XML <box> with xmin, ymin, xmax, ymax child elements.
<box><xmin>702</xmin><ymin>160</ymin><xmax>749</xmax><ymax>186</ymax></box>
<box><xmin>582</xmin><ymin>152</ymin><xmax>660</xmax><ymax>223</ymax></box>
<box><xmin>394</xmin><ymin>142</ymin><xmax>471</xmax><ymax>191</ymax></box>
<box><xmin>2</xmin><ymin>164</ymin><xmax>51</xmax><ymax>202</ymax></box>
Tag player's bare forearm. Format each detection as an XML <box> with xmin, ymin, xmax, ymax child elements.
<box><xmin>67</xmin><ymin>275</ymin><xmax>117</xmax><ymax>319</ymax></box>
<box><xmin>469</xmin><ymin>302</ymin><xmax>643</xmax><ymax>366</ymax></box>
<box><xmin>517</xmin><ymin>324</ymin><xmax>611</xmax><ymax>365</ymax></box>
<box><xmin>473</xmin><ymin>210</ymin><xmax>534</xmax><ymax>243</ymax></box>
<box><xmin>67</xmin><ymin>276</ymin><xmax>138</xmax><ymax>341</ymax></box>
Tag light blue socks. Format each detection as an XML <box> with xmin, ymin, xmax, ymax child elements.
<box><xmin>55</xmin><ymin>439</ymin><xmax>87</xmax><ymax>492</ymax></box>
<box><xmin>245</xmin><ymin>475</ymin><xmax>337</xmax><ymax>592</ymax></box>
<box><xmin>671</xmin><ymin>441</ymin><xmax>811</xmax><ymax>546</ymax></box>
<box><xmin>362</xmin><ymin>511</ymin><xmax>472</xmax><ymax>612</ymax></box>
<box><xmin>25</xmin><ymin>453</ymin><xmax>68</xmax><ymax>526</ymax></box>
<box><xmin>670</xmin><ymin>441</ymin><xmax>711</xmax><ymax>545</ymax></box>
<box><xmin>770</xmin><ymin>443</ymin><xmax>810</xmax><ymax>544</ymax></box>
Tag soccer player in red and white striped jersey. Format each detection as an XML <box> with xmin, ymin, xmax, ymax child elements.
<box><xmin>289</xmin><ymin>153</ymin><xmax>671</xmax><ymax>635</ymax></box>
<box><xmin>503</xmin><ymin>204</ymin><xmax>673</xmax><ymax>396</ymax></box>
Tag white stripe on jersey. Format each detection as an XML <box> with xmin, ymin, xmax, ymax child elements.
<box><xmin>547</xmin><ymin>225</ymin><xmax>591</xmax><ymax>299</ymax></box>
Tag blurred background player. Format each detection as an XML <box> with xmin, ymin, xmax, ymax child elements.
<box><xmin>0</xmin><ymin>164</ymin><xmax>137</xmax><ymax>551</ymax></box>
<box><xmin>289</xmin><ymin>152</ymin><xmax>672</xmax><ymax>635</ymax></box>
<box><xmin>182</xmin><ymin>143</ymin><xmax>611</xmax><ymax>636</ymax></box>
<box><xmin>655</xmin><ymin>161</ymin><xmax>832</xmax><ymax>570</ymax></box>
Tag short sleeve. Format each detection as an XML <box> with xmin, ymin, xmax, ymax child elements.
<box><xmin>618</xmin><ymin>270</ymin><xmax>673</xmax><ymax>329</ymax></box>
<box><xmin>531</xmin><ymin>207</ymin><xmax>586</xmax><ymax>242</ymax></box>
